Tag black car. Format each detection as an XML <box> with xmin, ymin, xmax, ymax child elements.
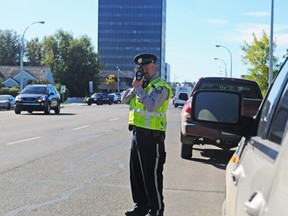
<box><xmin>86</xmin><ymin>93</ymin><xmax>113</xmax><ymax>105</ymax></box>
<box><xmin>14</xmin><ymin>84</ymin><xmax>61</xmax><ymax>114</ymax></box>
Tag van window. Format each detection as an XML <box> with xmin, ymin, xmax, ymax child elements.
<box><xmin>178</xmin><ymin>93</ymin><xmax>188</xmax><ymax>101</ymax></box>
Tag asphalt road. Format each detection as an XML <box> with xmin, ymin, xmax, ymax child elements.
<box><xmin>0</xmin><ymin>102</ymin><xmax>234</xmax><ymax>216</ymax></box>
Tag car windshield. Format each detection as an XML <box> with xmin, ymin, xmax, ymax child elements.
<box><xmin>198</xmin><ymin>80</ymin><xmax>262</xmax><ymax>99</ymax></box>
<box><xmin>0</xmin><ymin>95</ymin><xmax>9</xmax><ymax>100</ymax></box>
<box><xmin>91</xmin><ymin>93</ymin><xmax>101</xmax><ymax>98</ymax></box>
<box><xmin>22</xmin><ymin>86</ymin><xmax>48</xmax><ymax>94</ymax></box>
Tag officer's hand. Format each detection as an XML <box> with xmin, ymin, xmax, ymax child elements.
<box><xmin>132</xmin><ymin>76</ymin><xmax>144</xmax><ymax>88</ymax></box>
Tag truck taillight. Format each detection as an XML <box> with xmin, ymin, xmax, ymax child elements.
<box><xmin>183</xmin><ymin>103</ymin><xmax>191</xmax><ymax>118</ymax></box>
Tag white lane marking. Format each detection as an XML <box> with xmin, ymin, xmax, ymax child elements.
<box><xmin>109</xmin><ymin>118</ymin><xmax>119</xmax><ymax>121</ymax></box>
<box><xmin>73</xmin><ymin>125</ymin><xmax>90</xmax><ymax>130</ymax></box>
<box><xmin>7</xmin><ymin>136</ymin><xmax>41</xmax><ymax>145</ymax></box>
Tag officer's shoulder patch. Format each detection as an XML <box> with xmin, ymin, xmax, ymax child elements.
<box><xmin>155</xmin><ymin>86</ymin><xmax>163</xmax><ymax>94</ymax></box>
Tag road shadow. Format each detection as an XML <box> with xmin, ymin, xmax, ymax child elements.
<box><xmin>187</xmin><ymin>147</ymin><xmax>235</xmax><ymax>170</ymax></box>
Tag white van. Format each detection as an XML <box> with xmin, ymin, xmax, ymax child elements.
<box><xmin>173</xmin><ymin>86</ymin><xmax>192</xmax><ymax>108</ymax></box>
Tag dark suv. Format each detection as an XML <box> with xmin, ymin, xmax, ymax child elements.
<box><xmin>14</xmin><ymin>84</ymin><xmax>61</xmax><ymax>114</ymax></box>
<box><xmin>86</xmin><ymin>93</ymin><xmax>113</xmax><ymax>105</ymax></box>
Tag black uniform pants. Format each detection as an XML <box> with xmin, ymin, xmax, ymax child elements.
<box><xmin>129</xmin><ymin>128</ymin><xmax>166</xmax><ymax>215</ymax></box>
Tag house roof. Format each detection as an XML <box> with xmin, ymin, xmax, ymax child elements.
<box><xmin>0</xmin><ymin>66</ymin><xmax>50</xmax><ymax>83</ymax></box>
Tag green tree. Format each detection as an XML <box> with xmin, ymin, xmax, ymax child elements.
<box><xmin>26</xmin><ymin>37</ymin><xmax>43</xmax><ymax>66</ymax></box>
<box><xmin>241</xmin><ymin>31</ymin><xmax>279</xmax><ymax>96</ymax></box>
<box><xmin>65</xmin><ymin>36</ymin><xmax>102</xmax><ymax>96</ymax></box>
<box><xmin>41</xmin><ymin>31</ymin><xmax>71</xmax><ymax>85</ymax></box>
<box><xmin>283</xmin><ymin>49</ymin><xmax>288</xmax><ymax>59</ymax></box>
<box><xmin>41</xmin><ymin>30</ymin><xmax>102</xmax><ymax>96</ymax></box>
<box><xmin>0</xmin><ymin>30</ymin><xmax>20</xmax><ymax>65</ymax></box>
<box><xmin>105</xmin><ymin>74</ymin><xmax>117</xmax><ymax>92</ymax></box>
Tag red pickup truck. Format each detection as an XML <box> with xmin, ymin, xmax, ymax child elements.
<box><xmin>180</xmin><ymin>77</ymin><xmax>263</xmax><ymax>159</ymax></box>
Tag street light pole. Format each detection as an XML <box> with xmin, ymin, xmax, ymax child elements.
<box><xmin>20</xmin><ymin>21</ymin><xmax>45</xmax><ymax>90</ymax></box>
<box><xmin>269</xmin><ymin>0</ymin><xmax>274</xmax><ymax>86</ymax></box>
<box><xmin>216</xmin><ymin>44</ymin><xmax>232</xmax><ymax>78</ymax></box>
<box><xmin>214</xmin><ymin>58</ymin><xmax>227</xmax><ymax>77</ymax></box>
<box><xmin>116</xmin><ymin>66</ymin><xmax>120</xmax><ymax>92</ymax></box>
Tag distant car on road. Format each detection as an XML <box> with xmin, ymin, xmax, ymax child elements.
<box><xmin>0</xmin><ymin>95</ymin><xmax>15</xmax><ymax>110</ymax></box>
<box><xmin>108</xmin><ymin>92</ymin><xmax>121</xmax><ymax>103</ymax></box>
<box><xmin>86</xmin><ymin>93</ymin><xmax>113</xmax><ymax>105</ymax></box>
<box><xmin>14</xmin><ymin>84</ymin><xmax>61</xmax><ymax>115</ymax></box>
<box><xmin>180</xmin><ymin>77</ymin><xmax>263</xmax><ymax>159</ymax></box>
<box><xmin>173</xmin><ymin>86</ymin><xmax>192</xmax><ymax>108</ymax></box>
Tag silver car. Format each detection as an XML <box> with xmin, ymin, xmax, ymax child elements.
<box><xmin>0</xmin><ymin>95</ymin><xmax>15</xmax><ymax>110</ymax></box>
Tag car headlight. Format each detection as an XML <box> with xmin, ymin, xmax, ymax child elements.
<box><xmin>15</xmin><ymin>95</ymin><xmax>21</xmax><ymax>101</ymax></box>
<box><xmin>37</xmin><ymin>96</ymin><xmax>47</xmax><ymax>102</ymax></box>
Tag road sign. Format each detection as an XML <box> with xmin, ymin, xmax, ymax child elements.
<box><xmin>61</xmin><ymin>85</ymin><xmax>66</xmax><ymax>93</ymax></box>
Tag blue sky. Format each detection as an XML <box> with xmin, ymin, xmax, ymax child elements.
<box><xmin>1</xmin><ymin>0</ymin><xmax>287</xmax><ymax>82</ymax></box>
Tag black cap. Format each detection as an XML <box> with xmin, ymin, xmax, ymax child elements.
<box><xmin>134</xmin><ymin>53</ymin><xmax>157</xmax><ymax>66</ymax></box>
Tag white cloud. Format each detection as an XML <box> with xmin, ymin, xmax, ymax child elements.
<box><xmin>224</xmin><ymin>23</ymin><xmax>288</xmax><ymax>45</ymax></box>
<box><xmin>243</xmin><ymin>12</ymin><xmax>269</xmax><ymax>17</ymax></box>
<box><xmin>225</xmin><ymin>23</ymin><xmax>269</xmax><ymax>43</ymax></box>
<box><xmin>275</xmin><ymin>33</ymin><xmax>288</xmax><ymax>46</ymax></box>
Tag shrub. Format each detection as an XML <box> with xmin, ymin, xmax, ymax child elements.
<box><xmin>0</xmin><ymin>86</ymin><xmax>20</xmax><ymax>97</ymax></box>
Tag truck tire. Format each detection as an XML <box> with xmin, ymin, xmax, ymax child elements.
<box><xmin>181</xmin><ymin>143</ymin><xmax>193</xmax><ymax>159</ymax></box>
<box><xmin>180</xmin><ymin>132</ymin><xmax>194</xmax><ymax>159</ymax></box>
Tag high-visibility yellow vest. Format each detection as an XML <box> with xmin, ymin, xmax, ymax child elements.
<box><xmin>129</xmin><ymin>78</ymin><xmax>172</xmax><ymax>131</ymax></box>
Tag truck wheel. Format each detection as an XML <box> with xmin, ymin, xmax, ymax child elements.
<box><xmin>180</xmin><ymin>132</ymin><xmax>194</xmax><ymax>159</ymax></box>
<box><xmin>181</xmin><ymin>143</ymin><xmax>193</xmax><ymax>159</ymax></box>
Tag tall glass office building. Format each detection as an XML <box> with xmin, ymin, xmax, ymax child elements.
<box><xmin>98</xmin><ymin>0</ymin><xmax>167</xmax><ymax>80</ymax></box>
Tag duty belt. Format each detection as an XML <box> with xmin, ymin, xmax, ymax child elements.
<box><xmin>129</xmin><ymin>125</ymin><xmax>165</xmax><ymax>141</ymax></box>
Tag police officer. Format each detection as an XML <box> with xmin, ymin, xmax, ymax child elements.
<box><xmin>121</xmin><ymin>53</ymin><xmax>172</xmax><ymax>216</ymax></box>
